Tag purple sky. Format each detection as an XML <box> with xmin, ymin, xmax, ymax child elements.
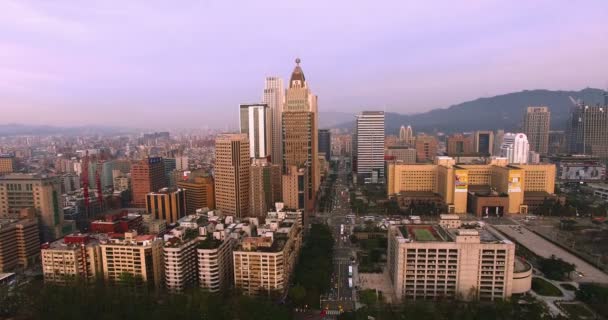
<box><xmin>1</xmin><ymin>1</ymin><xmax>607</xmax><ymax>128</ymax></box>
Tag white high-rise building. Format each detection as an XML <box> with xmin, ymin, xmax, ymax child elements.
<box><xmin>355</xmin><ymin>111</ymin><xmax>386</xmax><ymax>178</ymax></box>
<box><xmin>239</xmin><ymin>104</ymin><xmax>272</xmax><ymax>159</ymax></box>
<box><xmin>175</xmin><ymin>156</ymin><xmax>189</xmax><ymax>171</ymax></box>
<box><xmin>500</xmin><ymin>133</ymin><xmax>530</xmax><ymax>164</ymax></box>
<box><xmin>263</xmin><ymin>77</ymin><xmax>284</xmax><ymax>165</ymax></box>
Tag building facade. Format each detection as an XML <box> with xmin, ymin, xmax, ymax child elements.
<box><xmin>388</xmin><ymin>220</ymin><xmax>530</xmax><ymax>301</ymax></box>
<box><xmin>399</xmin><ymin>125</ymin><xmax>415</xmax><ymax>145</ymax></box>
<box><xmin>568</xmin><ymin>104</ymin><xmax>608</xmax><ymax>158</ymax></box>
<box><xmin>523</xmin><ymin>106</ymin><xmax>550</xmax><ymax>155</ymax></box>
<box><xmin>263</xmin><ymin>76</ymin><xmax>284</xmax><ymax>166</ymax></box>
<box><xmin>0</xmin><ymin>218</ymin><xmax>39</xmax><ymax>272</ymax></box>
<box><xmin>250</xmin><ymin>158</ymin><xmax>282</xmax><ymax>218</ymax></box>
<box><xmin>318</xmin><ymin>129</ymin><xmax>331</xmax><ymax>161</ymax></box>
<box><xmin>0</xmin><ymin>174</ymin><xmax>66</xmax><ymax>242</ymax></box>
<box><xmin>240</xmin><ymin>104</ymin><xmax>272</xmax><ymax>159</ymax></box>
<box><xmin>474</xmin><ymin>131</ymin><xmax>494</xmax><ymax>155</ymax></box>
<box><xmin>386</xmin><ymin>157</ymin><xmax>556</xmax><ymax>215</ymax></box>
<box><xmin>41</xmin><ymin>233</ymin><xmax>103</xmax><ymax>284</ymax></box>
<box><xmin>100</xmin><ymin>231</ymin><xmax>164</xmax><ymax>289</ymax></box>
<box><xmin>447</xmin><ymin>134</ymin><xmax>474</xmax><ymax>156</ymax></box>
<box><xmin>354</xmin><ymin>111</ymin><xmax>385</xmax><ymax>179</ymax></box>
<box><xmin>500</xmin><ymin>133</ymin><xmax>530</xmax><ymax>164</ymax></box>
<box><xmin>145</xmin><ymin>188</ymin><xmax>187</xmax><ymax>224</ymax></box>
<box><xmin>415</xmin><ymin>135</ymin><xmax>438</xmax><ymax>162</ymax></box>
<box><xmin>131</xmin><ymin>157</ymin><xmax>166</xmax><ymax>208</ymax></box>
<box><xmin>0</xmin><ymin>155</ymin><xmax>15</xmax><ymax>174</ymax></box>
<box><xmin>176</xmin><ymin>176</ymin><xmax>215</xmax><ymax>214</ymax></box>
<box><xmin>282</xmin><ymin>58</ymin><xmax>319</xmax><ymax>215</ymax></box>
<box><xmin>214</xmin><ymin>134</ymin><xmax>250</xmax><ymax>218</ymax></box>
<box><xmin>233</xmin><ymin>210</ymin><xmax>302</xmax><ymax>296</ymax></box>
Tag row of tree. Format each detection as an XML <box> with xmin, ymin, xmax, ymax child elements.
<box><xmin>290</xmin><ymin>223</ymin><xmax>334</xmax><ymax>308</ymax></box>
<box><xmin>1</xmin><ymin>281</ymin><xmax>292</xmax><ymax>320</ymax></box>
<box><xmin>341</xmin><ymin>297</ymin><xmax>558</xmax><ymax>320</ymax></box>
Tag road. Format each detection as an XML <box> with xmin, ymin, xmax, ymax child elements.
<box><xmin>491</xmin><ymin>222</ymin><xmax>608</xmax><ymax>284</ymax></box>
<box><xmin>318</xmin><ymin>157</ymin><xmax>357</xmax><ymax>314</ymax></box>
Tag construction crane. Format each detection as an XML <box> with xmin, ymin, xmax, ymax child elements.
<box><xmin>95</xmin><ymin>164</ymin><xmax>103</xmax><ymax>209</ymax></box>
<box><xmin>569</xmin><ymin>96</ymin><xmax>582</xmax><ymax>107</ymax></box>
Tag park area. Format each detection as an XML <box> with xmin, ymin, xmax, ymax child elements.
<box><xmin>556</xmin><ymin>302</ymin><xmax>596</xmax><ymax>320</ymax></box>
<box><xmin>531</xmin><ymin>277</ymin><xmax>562</xmax><ymax>297</ymax></box>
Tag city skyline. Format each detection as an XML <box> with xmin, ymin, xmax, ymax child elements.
<box><xmin>1</xmin><ymin>1</ymin><xmax>607</xmax><ymax>128</ymax></box>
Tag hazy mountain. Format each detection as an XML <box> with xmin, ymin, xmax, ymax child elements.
<box><xmin>334</xmin><ymin>88</ymin><xmax>607</xmax><ymax>134</ymax></box>
<box><xmin>319</xmin><ymin>111</ymin><xmax>356</xmax><ymax>129</ymax></box>
<box><xmin>0</xmin><ymin>124</ymin><xmax>132</xmax><ymax>136</ymax></box>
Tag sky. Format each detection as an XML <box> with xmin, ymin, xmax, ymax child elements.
<box><xmin>1</xmin><ymin>0</ymin><xmax>607</xmax><ymax>129</ymax></box>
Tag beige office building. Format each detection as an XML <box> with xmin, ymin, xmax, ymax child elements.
<box><xmin>263</xmin><ymin>76</ymin><xmax>285</xmax><ymax>166</ymax></box>
<box><xmin>41</xmin><ymin>233</ymin><xmax>103</xmax><ymax>284</ymax></box>
<box><xmin>386</xmin><ymin>146</ymin><xmax>417</xmax><ymax>164</ymax></box>
<box><xmin>282</xmin><ymin>58</ymin><xmax>319</xmax><ymax>217</ymax></box>
<box><xmin>523</xmin><ymin>106</ymin><xmax>550</xmax><ymax>155</ymax></box>
<box><xmin>386</xmin><ymin>156</ymin><xmax>555</xmax><ymax>215</ymax></box>
<box><xmin>233</xmin><ymin>211</ymin><xmax>302</xmax><ymax>296</ymax></box>
<box><xmin>100</xmin><ymin>231</ymin><xmax>164</xmax><ymax>289</ymax></box>
<box><xmin>282</xmin><ymin>165</ymin><xmax>305</xmax><ymax>211</ymax></box>
<box><xmin>388</xmin><ymin>218</ymin><xmax>531</xmax><ymax>301</ymax></box>
<box><xmin>145</xmin><ymin>187</ymin><xmax>187</xmax><ymax>224</ymax></box>
<box><xmin>0</xmin><ymin>218</ymin><xmax>39</xmax><ymax>272</ymax></box>
<box><xmin>215</xmin><ymin>134</ymin><xmax>250</xmax><ymax>218</ymax></box>
<box><xmin>0</xmin><ymin>174</ymin><xmax>69</xmax><ymax>242</ymax></box>
<box><xmin>177</xmin><ymin>175</ymin><xmax>215</xmax><ymax>213</ymax></box>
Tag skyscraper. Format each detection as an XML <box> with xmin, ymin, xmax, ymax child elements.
<box><xmin>474</xmin><ymin>131</ymin><xmax>494</xmax><ymax>155</ymax></box>
<box><xmin>263</xmin><ymin>77</ymin><xmax>284</xmax><ymax>165</ymax></box>
<box><xmin>568</xmin><ymin>104</ymin><xmax>608</xmax><ymax>158</ymax></box>
<box><xmin>354</xmin><ymin>111</ymin><xmax>385</xmax><ymax>179</ymax></box>
<box><xmin>318</xmin><ymin>129</ymin><xmax>331</xmax><ymax>161</ymax></box>
<box><xmin>131</xmin><ymin>157</ymin><xmax>166</xmax><ymax>208</ymax></box>
<box><xmin>399</xmin><ymin>125</ymin><xmax>414</xmax><ymax>145</ymax></box>
<box><xmin>282</xmin><ymin>58</ymin><xmax>319</xmax><ymax>214</ymax></box>
<box><xmin>523</xmin><ymin>106</ymin><xmax>550</xmax><ymax>155</ymax></box>
<box><xmin>249</xmin><ymin>158</ymin><xmax>282</xmax><ymax>218</ymax></box>
<box><xmin>500</xmin><ymin>133</ymin><xmax>530</xmax><ymax>164</ymax></box>
<box><xmin>214</xmin><ymin>134</ymin><xmax>250</xmax><ymax>218</ymax></box>
<box><xmin>239</xmin><ymin>104</ymin><xmax>272</xmax><ymax>159</ymax></box>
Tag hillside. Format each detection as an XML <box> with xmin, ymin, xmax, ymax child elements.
<box><xmin>329</xmin><ymin>88</ymin><xmax>606</xmax><ymax>134</ymax></box>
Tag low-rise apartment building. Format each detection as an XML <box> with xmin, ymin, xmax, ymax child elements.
<box><xmin>233</xmin><ymin>208</ymin><xmax>302</xmax><ymax>296</ymax></box>
<box><xmin>41</xmin><ymin>233</ymin><xmax>104</xmax><ymax>284</ymax></box>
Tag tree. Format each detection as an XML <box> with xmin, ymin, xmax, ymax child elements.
<box><xmin>539</xmin><ymin>256</ymin><xmax>576</xmax><ymax>280</ymax></box>
<box><xmin>289</xmin><ymin>285</ymin><xmax>306</xmax><ymax>307</ymax></box>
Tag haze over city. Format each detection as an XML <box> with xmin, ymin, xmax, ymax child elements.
<box><xmin>1</xmin><ymin>0</ymin><xmax>607</xmax><ymax>128</ymax></box>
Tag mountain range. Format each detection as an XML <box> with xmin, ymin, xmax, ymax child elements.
<box><xmin>1</xmin><ymin>88</ymin><xmax>605</xmax><ymax>136</ymax></box>
<box><xmin>321</xmin><ymin>88</ymin><xmax>607</xmax><ymax>135</ymax></box>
